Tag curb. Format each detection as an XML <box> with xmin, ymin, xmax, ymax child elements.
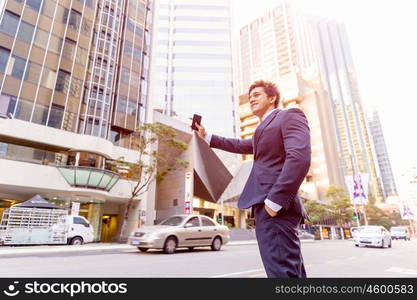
<box><xmin>0</xmin><ymin>239</ymin><xmax>317</xmax><ymax>258</ymax></box>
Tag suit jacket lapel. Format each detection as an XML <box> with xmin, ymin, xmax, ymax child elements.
<box><xmin>254</xmin><ymin>109</ymin><xmax>281</xmax><ymax>157</ymax></box>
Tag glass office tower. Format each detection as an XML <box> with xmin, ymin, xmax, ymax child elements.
<box><xmin>151</xmin><ymin>0</ymin><xmax>237</xmax><ymax>137</ymax></box>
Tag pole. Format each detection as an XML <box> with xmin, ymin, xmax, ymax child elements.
<box><xmin>221</xmin><ymin>198</ymin><xmax>224</xmax><ymax>225</ymax></box>
<box><xmin>353</xmin><ymin>204</ymin><xmax>360</xmax><ymax>227</ymax></box>
<box><xmin>362</xmin><ymin>205</ymin><xmax>369</xmax><ymax>226</ymax></box>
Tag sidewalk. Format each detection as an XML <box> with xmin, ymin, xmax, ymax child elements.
<box><xmin>0</xmin><ymin>239</ymin><xmax>316</xmax><ymax>258</ymax></box>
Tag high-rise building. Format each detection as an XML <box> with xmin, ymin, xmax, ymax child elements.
<box><xmin>149</xmin><ymin>0</ymin><xmax>237</xmax><ymax>138</ymax></box>
<box><xmin>366</xmin><ymin>106</ymin><xmax>398</xmax><ymax>197</ymax></box>
<box><xmin>310</xmin><ymin>17</ymin><xmax>385</xmax><ymax>203</ymax></box>
<box><xmin>0</xmin><ymin>0</ymin><xmax>152</xmax><ymax>242</ymax></box>
<box><xmin>238</xmin><ymin>2</ymin><xmax>344</xmax><ymax>201</ymax></box>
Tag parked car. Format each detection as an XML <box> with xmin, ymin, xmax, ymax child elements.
<box><xmin>297</xmin><ymin>229</ymin><xmax>315</xmax><ymax>240</ymax></box>
<box><xmin>128</xmin><ymin>214</ymin><xmax>230</xmax><ymax>254</ymax></box>
<box><xmin>66</xmin><ymin>215</ymin><xmax>95</xmax><ymax>245</ymax></box>
<box><xmin>354</xmin><ymin>225</ymin><xmax>392</xmax><ymax>248</ymax></box>
<box><xmin>390</xmin><ymin>226</ymin><xmax>411</xmax><ymax>241</ymax></box>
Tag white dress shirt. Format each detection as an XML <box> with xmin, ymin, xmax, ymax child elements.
<box><xmin>202</xmin><ymin>108</ymin><xmax>282</xmax><ymax>213</ymax></box>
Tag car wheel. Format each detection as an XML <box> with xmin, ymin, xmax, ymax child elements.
<box><xmin>70</xmin><ymin>237</ymin><xmax>84</xmax><ymax>245</ymax></box>
<box><xmin>211</xmin><ymin>237</ymin><xmax>222</xmax><ymax>251</ymax></box>
<box><xmin>164</xmin><ymin>237</ymin><xmax>177</xmax><ymax>254</ymax></box>
<box><xmin>355</xmin><ymin>244</ymin><xmax>359</xmax><ymax>247</ymax></box>
<box><xmin>188</xmin><ymin>247</ymin><xmax>194</xmax><ymax>251</ymax></box>
<box><xmin>138</xmin><ymin>247</ymin><xmax>148</xmax><ymax>252</ymax></box>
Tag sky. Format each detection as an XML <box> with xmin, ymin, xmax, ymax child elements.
<box><xmin>233</xmin><ymin>0</ymin><xmax>417</xmax><ymax>196</ymax></box>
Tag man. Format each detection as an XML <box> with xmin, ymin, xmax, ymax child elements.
<box><xmin>194</xmin><ymin>80</ymin><xmax>311</xmax><ymax>278</ymax></box>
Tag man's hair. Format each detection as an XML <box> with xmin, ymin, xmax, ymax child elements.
<box><xmin>248</xmin><ymin>80</ymin><xmax>280</xmax><ymax>108</ymax></box>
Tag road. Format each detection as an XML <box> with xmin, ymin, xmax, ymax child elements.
<box><xmin>1</xmin><ymin>239</ymin><xmax>416</xmax><ymax>277</ymax></box>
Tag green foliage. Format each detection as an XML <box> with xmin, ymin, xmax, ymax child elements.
<box><xmin>326</xmin><ymin>186</ymin><xmax>354</xmax><ymax>226</ymax></box>
<box><xmin>120</xmin><ymin>122</ymin><xmax>189</xmax><ymax>239</ymax></box>
<box><xmin>304</xmin><ymin>200</ymin><xmax>330</xmax><ymax>224</ymax></box>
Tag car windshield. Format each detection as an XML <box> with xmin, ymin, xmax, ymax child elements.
<box><xmin>159</xmin><ymin>216</ymin><xmax>186</xmax><ymax>226</ymax></box>
<box><xmin>391</xmin><ymin>228</ymin><xmax>405</xmax><ymax>232</ymax></box>
<box><xmin>361</xmin><ymin>227</ymin><xmax>381</xmax><ymax>234</ymax></box>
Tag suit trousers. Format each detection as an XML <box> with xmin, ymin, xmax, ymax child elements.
<box><xmin>253</xmin><ymin>203</ymin><xmax>307</xmax><ymax>278</ymax></box>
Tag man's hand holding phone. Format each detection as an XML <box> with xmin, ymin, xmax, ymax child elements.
<box><xmin>190</xmin><ymin>114</ymin><xmax>206</xmax><ymax>139</ymax></box>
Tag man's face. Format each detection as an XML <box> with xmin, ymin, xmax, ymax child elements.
<box><xmin>249</xmin><ymin>87</ymin><xmax>276</xmax><ymax>118</ymax></box>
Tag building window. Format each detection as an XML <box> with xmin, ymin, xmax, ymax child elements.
<box><xmin>133</xmin><ymin>46</ymin><xmax>142</xmax><ymax>61</ymax></box>
<box><xmin>41</xmin><ymin>68</ymin><xmax>57</xmax><ymax>89</ymax></box>
<box><xmin>127</xmin><ymin>100</ymin><xmax>136</xmax><ymax>116</ymax></box>
<box><xmin>32</xmin><ymin>103</ymin><xmax>49</xmax><ymax>125</ymax></box>
<box><xmin>127</xmin><ymin>18</ymin><xmax>135</xmax><ymax>32</ymax></box>
<box><xmin>26</xmin><ymin>0</ymin><xmax>43</xmax><ymax>11</ymax></box>
<box><xmin>0</xmin><ymin>93</ymin><xmax>17</xmax><ymax>117</ymax></box>
<box><xmin>41</xmin><ymin>0</ymin><xmax>57</xmax><ymax>18</ymax></box>
<box><xmin>123</xmin><ymin>40</ymin><xmax>133</xmax><ymax>56</ymax></box>
<box><xmin>68</xmin><ymin>9</ymin><xmax>82</xmax><ymax>30</ymax></box>
<box><xmin>0</xmin><ymin>11</ymin><xmax>20</xmax><ymax>37</ymax></box>
<box><xmin>48</xmin><ymin>104</ymin><xmax>64</xmax><ymax>128</ymax></box>
<box><xmin>81</xmin><ymin>18</ymin><xmax>92</xmax><ymax>35</ymax></box>
<box><xmin>121</xmin><ymin>67</ymin><xmax>130</xmax><ymax>84</ymax></box>
<box><xmin>16</xmin><ymin>21</ymin><xmax>35</xmax><ymax>44</ymax></box>
<box><xmin>63</xmin><ymin>38</ymin><xmax>76</xmax><ymax>60</ymax></box>
<box><xmin>116</xmin><ymin>96</ymin><xmax>127</xmax><ymax>113</ymax></box>
<box><xmin>70</xmin><ymin>77</ymin><xmax>82</xmax><ymax>98</ymax></box>
<box><xmin>55</xmin><ymin>69</ymin><xmax>71</xmax><ymax>94</ymax></box>
<box><xmin>9</xmin><ymin>55</ymin><xmax>26</xmax><ymax>79</ymax></box>
<box><xmin>24</xmin><ymin>61</ymin><xmax>42</xmax><ymax>84</ymax></box>
<box><xmin>14</xmin><ymin>98</ymin><xmax>33</xmax><ymax>121</ymax></box>
<box><xmin>75</xmin><ymin>47</ymin><xmax>88</xmax><ymax>65</ymax></box>
<box><xmin>34</xmin><ymin>28</ymin><xmax>49</xmax><ymax>49</ymax></box>
<box><xmin>0</xmin><ymin>47</ymin><xmax>10</xmax><ymax>74</ymax></box>
<box><xmin>49</xmin><ymin>35</ymin><xmax>63</xmax><ymax>54</ymax></box>
<box><xmin>56</xmin><ymin>5</ymin><xmax>69</xmax><ymax>24</ymax></box>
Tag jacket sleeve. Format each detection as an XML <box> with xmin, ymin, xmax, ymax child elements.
<box><xmin>266</xmin><ymin>108</ymin><xmax>311</xmax><ymax>210</ymax></box>
<box><xmin>210</xmin><ymin>135</ymin><xmax>254</xmax><ymax>154</ymax></box>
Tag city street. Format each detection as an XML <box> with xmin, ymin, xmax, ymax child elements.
<box><xmin>1</xmin><ymin>239</ymin><xmax>416</xmax><ymax>278</ymax></box>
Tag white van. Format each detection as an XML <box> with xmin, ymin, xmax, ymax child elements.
<box><xmin>66</xmin><ymin>216</ymin><xmax>94</xmax><ymax>245</ymax></box>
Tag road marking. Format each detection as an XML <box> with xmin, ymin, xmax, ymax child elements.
<box><xmin>386</xmin><ymin>267</ymin><xmax>417</xmax><ymax>276</ymax></box>
<box><xmin>249</xmin><ymin>272</ymin><xmax>267</xmax><ymax>278</ymax></box>
<box><xmin>210</xmin><ymin>268</ymin><xmax>265</xmax><ymax>278</ymax></box>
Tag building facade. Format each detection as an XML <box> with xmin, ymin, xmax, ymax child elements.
<box><xmin>149</xmin><ymin>0</ymin><xmax>237</xmax><ymax>138</ymax></box>
<box><xmin>0</xmin><ymin>0</ymin><xmax>153</xmax><ymax>242</ymax></box>
<box><xmin>238</xmin><ymin>2</ymin><xmax>344</xmax><ymax>202</ymax></box>
<box><xmin>366</xmin><ymin>106</ymin><xmax>398</xmax><ymax>197</ymax></box>
<box><xmin>310</xmin><ymin>17</ymin><xmax>385</xmax><ymax>203</ymax></box>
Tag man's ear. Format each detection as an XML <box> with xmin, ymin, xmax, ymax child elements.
<box><xmin>269</xmin><ymin>96</ymin><xmax>277</xmax><ymax>105</ymax></box>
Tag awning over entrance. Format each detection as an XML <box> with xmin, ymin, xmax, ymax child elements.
<box><xmin>192</xmin><ymin>133</ymin><xmax>233</xmax><ymax>203</ymax></box>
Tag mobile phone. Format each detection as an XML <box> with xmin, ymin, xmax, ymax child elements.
<box><xmin>191</xmin><ymin>114</ymin><xmax>202</xmax><ymax>131</ymax></box>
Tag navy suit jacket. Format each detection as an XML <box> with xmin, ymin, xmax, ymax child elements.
<box><xmin>210</xmin><ymin>108</ymin><xmax>311</xmax><ymax>218</ymax></box>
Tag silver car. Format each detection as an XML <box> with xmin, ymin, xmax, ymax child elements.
<box><xmin>128</xmin><ymin>214</ymin><xmax>230</xmax><ymax>254</ymax></box>
<box><xmin>354</xmin><ymin>225</ymin><xmax>392</xmax><ymax>248</ymax></box>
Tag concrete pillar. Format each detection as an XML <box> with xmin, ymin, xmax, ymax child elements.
<box><xmin>319</xmin><ymin>225</ymin><xmax>323</xmax><ymax>240</ymax></box>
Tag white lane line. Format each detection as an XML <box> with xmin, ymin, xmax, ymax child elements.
<box><xmin>249</xmin><ymin>272</ymin><xmax>267</xmax><ymax>278</ymax></box>
<box><xmin>210</xmin><ymin>268</ymin><xmax>265</xmax><ymax>278</ymax></box>
<box><xmin>386</xmin><ymin>267</ymin><xmax>417</xmax><ymax>276</ymax></box>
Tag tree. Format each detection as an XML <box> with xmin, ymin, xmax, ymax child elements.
<box><xmin>304</xmin><ymin>200</ymin><xmax>330</xmax><ymax>224</ymax></box>
<box><xmin>364</xmin><ymin>202</ymin><xmax>394</xmax><ymax>229</ymax></box>
<box><xmin>326</xmin><ymin>186</ymin><xmax>354</xmax><ymax>226</ymax></box>
<box><xmin>118</xmin><ymin>123</ymin><xmax>189</xmax><ymax>241</ymax></box>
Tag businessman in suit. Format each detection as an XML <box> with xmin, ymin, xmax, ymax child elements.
<box><xmin>194</xmin><ymin>80</ymin><xmax>311</xmax><ymax>278</ymax></box>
